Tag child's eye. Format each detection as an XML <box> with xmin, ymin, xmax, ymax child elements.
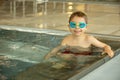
<box><xmin>79</xmin><ymin>23</ymin><xmax>86</xmax><ymax>28</ymax></box>
<box><xmin>70</xmin><ymin>22</ymin><xmax>76</xmax><ymax>28</ymax></box>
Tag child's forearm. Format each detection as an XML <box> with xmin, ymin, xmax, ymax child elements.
<box><xmin>44</xmin><ymin>46</ymin><xmax>62</xmax><ymax>60</ymax></box>
<box><xmin>104</xmin><ymin>45</ymin><xmax>111</xmax><ymax>52</ymax></box>
<box><xmin>44</xmin><ymin>52</ymin><xmax>55</xmax><ymax>60</ymax></box>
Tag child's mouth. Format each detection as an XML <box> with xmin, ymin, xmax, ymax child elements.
<box><xmin>74</xmin><ymin>30</ymin><xmax>82</xmax><ymax>33</ymax></box>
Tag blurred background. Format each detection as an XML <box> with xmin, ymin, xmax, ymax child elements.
<box><xmin>0</xmin><ymin>0</ymin><xmax>120</xmax><ymax>36</ymax></box>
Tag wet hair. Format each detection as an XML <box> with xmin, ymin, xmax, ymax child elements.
<box><xmin>69</xmin><ymin>11</ymin><xmax>88</xmax><ymax>24</ymax></box>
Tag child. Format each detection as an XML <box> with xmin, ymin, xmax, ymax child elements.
<box><xmin>44</xmin><ymin>11</ymin><xmax>114</xmax><ymax>60</ymax></box>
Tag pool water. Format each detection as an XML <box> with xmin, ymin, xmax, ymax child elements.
<box><xmin>0</xmin><ymin>40</ymin><xmax>103</xmax><ymax>80</ymax></box>
<box><xmin>0</xmin><ymin>40</ymin><xmax>51</xmax><ymax>80</ymax></box>
<box><xmin>0</xmin><ymin>28</ymin><xmax>120</xmax><ymax>80</ymax></box>
<box><xmin>0</xmin><ymin>57</ymin><xmax>34</xmax><ymax>80</ymax></box>
<box><xmin>0</xmin><ymin>40</ymin><xmax>50</xmax><ymax>63</ymax></box>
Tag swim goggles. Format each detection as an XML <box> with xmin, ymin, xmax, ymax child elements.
<box><xmin>69</xmin><ymin>22</ymin><xmax>87</xmax><ymax>28</ymax></box>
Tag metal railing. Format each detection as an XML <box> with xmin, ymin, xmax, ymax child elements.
<box><xmin>10</xmin><ymin>0</ymin><xmax>48</xmax><ymax>18</ymax></box>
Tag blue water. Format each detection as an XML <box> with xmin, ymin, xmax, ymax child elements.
<box><xmin>0</xmin><ymin>59</ymin><xmax>34</xmax><ymax>80</ymax></box>
<box><xmin>0</xmin><ymin>29</ymin><xmax>65</xmax><ymax>80</ymax></box>
<box><xmin>0</xmin><ymin>40</ymin><xmax>51</xmax><ymax>80</ymax></box>
<box><xmin>0</xmin><ymin>40</ymin><xmax>50</xmax><ymax>63</ymax></box>
<box><xmin>0</xmin><ymin>29</ymin><xmax>119</xmax><ymax>80</ymax></box>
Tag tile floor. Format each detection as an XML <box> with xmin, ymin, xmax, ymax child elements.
<box><xmin>0</xmin><ymin>0</ymin><xmax>120</xmax><ymax>36</ymax></box>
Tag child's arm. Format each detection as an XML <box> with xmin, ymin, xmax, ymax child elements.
<box><xmin>44</xmin><ymin>36</ymin><xmax>68</xmax><ymax>60</ymax></box>
<box><xmin>89</xmin><ymin>36</ymin><xmax>114</xmax><ymax>57</ymax></box>
<box><xmin>44</xmin><ymin>46</ymin><xmax>62</xmax><ymax>60</ymax></box>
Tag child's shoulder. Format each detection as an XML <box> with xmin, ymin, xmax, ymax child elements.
<box><xmin>63</xmin><ymin>34</ymin><xmax>72</xmax><ymax>39</ymax></box>
<box><xmin>61</xmin><ymin>35</ymin><xmax>72</xmax><ymax>45</ymax></box>
<box><xmin>85</xmin><ymin>34</ymin><xmax>96</xmax><ymax>40</ymax></box>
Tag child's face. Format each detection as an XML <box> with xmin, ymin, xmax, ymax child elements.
<box><xmin>69</xmin><ymin>16</ymin><xmax>87</xmax><ymax>36</ymax></box>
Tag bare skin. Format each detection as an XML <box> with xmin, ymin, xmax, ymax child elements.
<box><xmin>44</xmin><ymin>16</ymin><xmax>114</xmax><ymax>60</ymax></box>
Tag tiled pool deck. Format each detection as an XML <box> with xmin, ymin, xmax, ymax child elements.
<box><xmin>0</xmin><ymin>0</ymin><xmax>120</xmax><ymax>36</ymax></box>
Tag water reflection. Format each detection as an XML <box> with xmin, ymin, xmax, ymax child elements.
<box><xmin>9</xmin><ymin>1</ymin><xmax>88</xmax><ymax>17</ymax></box>
<box><xmin>1</xmin><ymin>1</ymin><xmax>120</xmax><ymax>18</ymax></box>
<box><xmin>0</xmin><ymin>1</ymin><xmax>120</xmax><ymax>35</ymax></box>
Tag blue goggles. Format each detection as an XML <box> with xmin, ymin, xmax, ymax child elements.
<box><xmin>69</xmin><ymin>22</ymin><xmax>87</xmax><ymax>28</ymax></box>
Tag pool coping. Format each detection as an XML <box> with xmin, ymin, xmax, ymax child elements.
<box><xmin>0</xmin><ymin>25</ymin><xmax>120</xmax><ymax>38</ymax></box>
<box><xmin>68</xmin><ymin>48</ymin><xmax>120</xmax><ymax>80</ymax></box>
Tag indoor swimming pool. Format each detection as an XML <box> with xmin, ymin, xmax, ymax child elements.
<box><xmin>0</xmin><ymin>25</ymin><xmax>120</xmax><ymax>80</ymax></box>
<box><xmin>0</xmin><ymin>0</ymin><xmax>120</xmax><ymax>80</ymax></box>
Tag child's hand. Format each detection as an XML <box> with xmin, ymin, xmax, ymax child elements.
<box><xmin>105</xmin><ymin>49</ymin><xmax>114</xmax><ymax>58</ymax></box>
<box><xmin>44</xmin><ymin>55</ymin><xmax>49</xmax><ymax>60</ymax></box>
<box><xmin>104</xmin><ymin>46</ymin><xmax>114</xmax><ymax>58</ymax></box>
<box><xmin>44</xmin><ymin>46</ymin><xmax>61</xmax><ymax>60</ymax></box>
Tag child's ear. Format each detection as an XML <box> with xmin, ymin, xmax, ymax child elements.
<box><xmin>85</xmin><ymin>26</ymin><xmax>88</xmax><ymax>30</ymax></box>
<box><xmin>85</xmin><ymin>24</ymin><xmax>88</xmax><ymax>28</ymax></box>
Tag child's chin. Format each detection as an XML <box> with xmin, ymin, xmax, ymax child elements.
<box><xmin>74</xmin><ymin>31</ymin><xmax>82</xmax><ymax>34</ymax></box>
<box><xmin>74</xmin><ymin>33</ymin><xmax>82</xmax><ymax>36</ymax></box>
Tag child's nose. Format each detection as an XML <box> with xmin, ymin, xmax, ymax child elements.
<box><xmin>76</xmin><ymin>23</ymin><xmax>80</xmax><ymax>28</ymax></box>
<box><xmin>76</xmin><ymin>25</ymin><xmax>80</xmax><ymax>28</ymax></box>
